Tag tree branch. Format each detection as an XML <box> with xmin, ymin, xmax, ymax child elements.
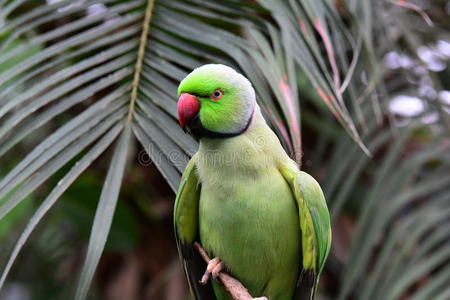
<box><xmin>193</xmin><ymin>242</ymin><xmax>267</xmax><ymax>300</ymax></box>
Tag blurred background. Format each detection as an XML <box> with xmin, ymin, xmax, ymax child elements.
<box><xmin>0</xmin><ymin>0</ymin><xmax>449</xmax><ymax>299</ymax></box>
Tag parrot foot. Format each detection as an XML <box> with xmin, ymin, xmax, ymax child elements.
<box><xmin>199</xmin><ymin>257</ymin><xmax>224</xmax><ymax>285</ymax></box>
<box><xmin>253</xmin><ymin>298</ymin><xmax>268</xmax><ymax>300</ymax></box>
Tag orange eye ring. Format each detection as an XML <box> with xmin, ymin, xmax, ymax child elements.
<box><xmin>211</xmin><ymin>89</ymin><xmax>223</xmax><ymax>100</ymax></box>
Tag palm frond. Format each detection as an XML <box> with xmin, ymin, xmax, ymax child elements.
<box><xmin>304</xmin><ymin>94</ymin><xmax>450</xmax><ymax>299</ymax></box>
<box><xmin>0</xmin><ymin>1</ymin><xmax>144</xmax><ymax>296</ymax></box>
<box><xmin>0</xmin><ymin>123</ymin><xmax>122</xmax><ymax>290</ymax></box>
<box><xmin>75</xmin><ymin>124</ymin><xmax>131</xmax><ymax>300</ymax></box>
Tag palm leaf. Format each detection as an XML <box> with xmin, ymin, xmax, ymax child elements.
<box><xmin>75</xmin><ymin>124</ymin><xmax>131</xmax><ymax>300</ymax></box>
<box><xmin>303</xmin><ymin>92</ymin><xmax>450</xmax><ymax>299</ymax></box>
<box><xmin>0</xmin><ymin>0</ymin><xmax>145</xmax><ymax>296</ymax></box>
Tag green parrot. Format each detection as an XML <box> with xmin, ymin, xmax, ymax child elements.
<box><xmin>174</xmin><ymin>64</ymin><xmax>331</xmax><ymax>300</ymax></box>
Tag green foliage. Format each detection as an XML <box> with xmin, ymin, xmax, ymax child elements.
<box><xmin>0</xmin><ymin>189</ymin><xmax>33</xmax><ymax>241</ymax></box>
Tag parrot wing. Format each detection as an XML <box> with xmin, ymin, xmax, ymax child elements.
<box><xmin>280</xmin><ymin>163</ymin><xmax>332</xmax><ymax>300</ymax></box>
<box><xmin>173</xmin><ymin>155</ymin><xmax>215</xmax><ymax>299</ymax></box>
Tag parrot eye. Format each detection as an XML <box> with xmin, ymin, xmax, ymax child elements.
<box><xmin>211</xmin><ymin>89</ymin><xmax>223</xmax><ymax>100</ymax></box>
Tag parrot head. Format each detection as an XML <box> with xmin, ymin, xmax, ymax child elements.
<box><xmin>177</xmin><ymin>64</ymin><xmax>256</xmax><ymax>139</ymax></box>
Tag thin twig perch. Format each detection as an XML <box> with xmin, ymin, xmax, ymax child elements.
<box><xmin>194</xmin><ymin>242</ymin><xmax>267</xmax><ymax>300</ymax></box>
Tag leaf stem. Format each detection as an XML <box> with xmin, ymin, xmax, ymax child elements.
<box><xmin>127</xmin><ymin>0</ymin><xmax>155</xmax><ymax>123</ymax></box>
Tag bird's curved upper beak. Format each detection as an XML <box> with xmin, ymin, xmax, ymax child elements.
<box><xmin>178</xmin><ymin>93</ymin><xmax>200</xmax><ymax>131</ymax></box>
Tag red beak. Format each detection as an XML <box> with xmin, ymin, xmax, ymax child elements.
<box><xmin>178</xmin><ymin>93</ymin><xmax>200</xmax><ymax>129</ymax></box>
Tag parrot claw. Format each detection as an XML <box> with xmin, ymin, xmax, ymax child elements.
<box><xmin>199</xmin><ymin>257</ymin><xmax>223</xmax><ymax>285</ymax></box>
<box><xmin>252</xmin><ymin>297</ymin><xmax>268</xmax><ymax>300</ymax></box>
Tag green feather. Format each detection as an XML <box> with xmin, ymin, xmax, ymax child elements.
<box><xmin>177</xmin><ymin>64</ymin><xmax>255</xmax><ymax>134</ymax></box>
<box><xmin>174</xmin><ymin>64</ymin><xmax>331</xmax><ymax>300</ymax></box>
<box><xmin>195</xmin><ymin>110</ymin><xmax>301</xmax><ymax>299</ymax></box>
<box><xmin>280</xmin><ymin>165</ymin><xmax>332</xmax><ymax>299</ymax></box>
<box><xmin>174</xmin><ymin>156</ymin><xmax>199</xmax><ymax>244</ymax></box>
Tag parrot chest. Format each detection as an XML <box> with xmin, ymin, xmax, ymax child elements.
<box><xmin>196</xmin><ymin>149</ymin><xmax>300</xmax><ymax>299</ymax></box>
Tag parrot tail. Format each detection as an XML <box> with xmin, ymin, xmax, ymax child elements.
<box><xmin>294</xmin><ymin>269</ymin><xmax>317</xmax><ymax>300</ymax></box>
<box><xmin>180</xmin><ymin>242</ymin><xmax>216</xmax><ymax>300</ymax></box>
